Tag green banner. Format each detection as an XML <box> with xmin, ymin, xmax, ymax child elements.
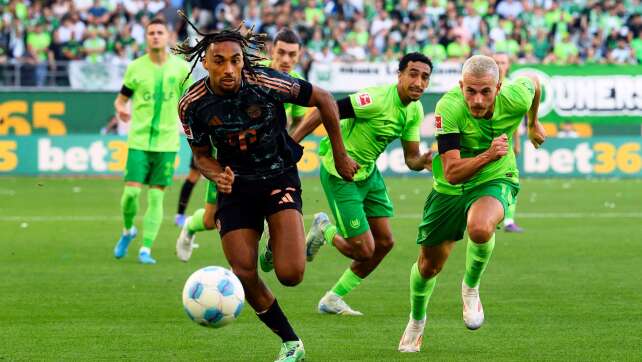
<box><xmin>511</xmin><ymin>64</ymin><xmax>642</xmax><ymax>123</ymax></box>
<box><xmin>0</xmin><ymin>91</ymin><xmax>441</xmax><ymax>135</ymax></box>
<box><xmin>2</xmin><ymin>135</ymin><xmax>642</xmax><ymax>178</ymax></box>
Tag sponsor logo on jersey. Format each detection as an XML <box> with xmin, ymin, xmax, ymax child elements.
<box><xmin>208</xmin><ymin>116</ymin><xmax>222</xmax><ymax>126</ymax></box>
<box><xmin>357</xmin><ymin>93</ymin><xmax>372</xmax><ymax>106</ymax></box>
<box><xmin>435</xmin><ymin>114</ymin><xmax>442</xmax><ymax>131</ymax></box>
<box><xmin>182</xmin><ymin>123</ymin><xmax>194</xmax><ymax>139</ymax></box>
<box><xmin>246</xmin><ymin>105</ymin><xmax>262</xmax><ymax>119</ymax></box>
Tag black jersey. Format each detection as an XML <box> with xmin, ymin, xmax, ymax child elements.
<box><xmin>179</xmin><ymin>66</ymin><xmax>313</xmax><ymax>180</ymax></box>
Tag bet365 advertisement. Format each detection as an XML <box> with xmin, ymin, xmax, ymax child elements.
<box><xmin>1</xmin><ymin>135</ymin><xmax>642</xmax><ymax>178</ymax></box>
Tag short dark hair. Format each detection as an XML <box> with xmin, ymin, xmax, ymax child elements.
<box><xmin>146</xmin><ymin>18</ymin><xmax>168</xmax><ymax>29</ymax></box>
<box><xmin>273</xmin><ymin>28</ymin><xmax>301</xmax><ymax>47</ymax></box>
<box><xmin>399</xmin><ymin>52</ymin><xmax>433</xmax><ymax>73</ymax></box>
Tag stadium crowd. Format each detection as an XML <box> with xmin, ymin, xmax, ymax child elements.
<box><xmin>1</xmin><ymin>0</ymin><xmax>642</xmax><ymax>86</ymax></box>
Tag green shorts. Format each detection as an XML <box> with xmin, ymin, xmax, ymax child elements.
<box><xmin>205</xmin><ymin>180</ymin><xmax>218</xmax><ymax>204</ymax></box>
<box><xmin>416</xmin><ymin>179</ymin><xmax>519</xmax><ymax>246</ymax></box>
<box><xmin>124</xmin><ymin>148</ymin><xmax>176</xmax><ymax>186</ymax></box>
<box><xmin>320</xmin><ymin>164</ymin><xmax>393</xmax><ymax>238</ymax></box>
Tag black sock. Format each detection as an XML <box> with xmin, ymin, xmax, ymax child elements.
<box><xmin>177</xmin><ymin>179</ymin><xmax>195</xmax><ymax>214</ymax></box>
<box><xmin>256</xmin><ymin>299</ymin><xmax>299</xmax><ymax>342</ymax></box>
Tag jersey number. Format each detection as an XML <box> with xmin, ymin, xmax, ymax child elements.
<box><xmin>226</xmin><ymin>129</ymin><xmax>257</xmax><ymax>151</ymax></box>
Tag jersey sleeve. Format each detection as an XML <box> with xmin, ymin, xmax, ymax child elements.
<box><xmin>122</xmin><ymin>61</ymin><xmax>137</xmax><ymax>92</ymax></box>
<box><xmin>348</xmin><ymin>89</ymin><xmax>382</xmax><ymax>120</ymax></box>
<box><xmin>178</xmin><ymin>82</ymin><xmax>209</xmax><ymax>147</ymax></box>
<box><xmin>434</xmin><ymin>94</ymin><xmax>462</xmax><ymax>137</ymax></box>
<box><xmin>251</xmin><ymin>67</ymin><xmax>313</xmax><ymax>107</ymax></box>
<box><xmin>503</xmin><ymin>76</ymin><xmax>535</xmax><ymax>115</ymax></box>
<box><xmin>401</xmin><ymin>101</ymin><xmax>423</xmax><ymax>142</ymax></box>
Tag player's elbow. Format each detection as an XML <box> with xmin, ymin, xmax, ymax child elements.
<box><xmin>310</xmin><ymin>86</ymin><xmax>332</xmax><ymax>108</ymax></box>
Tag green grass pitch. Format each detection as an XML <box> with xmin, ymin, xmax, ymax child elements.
<box><xmin>1</xmin><ymin>176</ymin><xmax>641</xmax><ymax>361</ymax></box>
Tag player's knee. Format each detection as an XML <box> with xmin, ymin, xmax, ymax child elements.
<box><xmin>276</xmin><ymin>269</ymin><xmax>304</xmax><ymax>287</ymax></box>
<box><xmin>353</xmin><ymin>241</ymin><xmax>375</xmax><ymax>261</ymax></box>
<box><xmin>467</xmin><ymin>223</ymin><xmax>494</xmax><ymax>243</ymax></box>
<box><xmin>377</xmin><ymin>235</ymin><xmax>395</xmax><ymax>254</ymax></box>
<box><xmin>418</xmin><ymin>258</ymin><xmax>442</xmax><ymax>279</ymax></box>
<box><xmin>230</xmin><ymin>265</ymin><xmax>258</xmax><ymax>285</ymax></box>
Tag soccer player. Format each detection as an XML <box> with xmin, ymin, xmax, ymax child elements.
<box><xmin>174</xmin><ymin>28</ymin><xmax>306</xmax><ymax>230</ymax></box>
<box><xmin>112</xmin><ymin>18</ymin><xmax>191</xmax><ymax>265</ymax></box>
<box><xmin>493</xmin><ymin>52</ymin><xmax>524</xmax><ymax>232</ymax></box>
<box><xmin>398</xmin><ymin>55</ymin><xmax>545</xmax><ymax>352</ymax></box>
<box><xmin>175</xmin><ymin>28</ymin><xmax>308</xmax><ymax>262</ymax></box>
<box><xmin>288</xmin><ymin>52</ymin><xmax>434</xmax><ymax>315</ymax></box>
<box><xmin>174</xmin><ymin>22</ymin><xmax>358</xmax><ymax>361</ymax></box>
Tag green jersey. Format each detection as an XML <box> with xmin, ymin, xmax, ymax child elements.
<box><xmin>432</xmin><ymin>77</ymin><xmax>535</xmax><ymax>195</ymax></box>
<box><xmin>320</xmin><ymin>84</ymin><xmax>423</xmax><ymax>181</ymax></box>
<box><xmin>122</xmin><ymin>54</ymin><xmax>191</xmax><ymax>152</ymax></box>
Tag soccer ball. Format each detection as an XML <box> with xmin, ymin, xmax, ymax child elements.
<box><xmin>182</xmin><ymin>266</ymin><xmax>245</xmax><ymax>328</ymax></box>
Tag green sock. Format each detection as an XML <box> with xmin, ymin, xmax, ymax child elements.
<box><xmin>121</xmin><ymin>186</ymin><xmax>141</xmax><ymax>230</ymax></box>
<box><xmin>187</xmin><ymin>208</ymin><xmax>206</xmax><ymax>234</ymax></box>
<box><xmin>410</xmin><ymin>262</ymin><xmax>437</xmax><ymax>321</ymax></box>
<box><xmin>464</xmin><ymin>234</ymin><xmax>496</xmax><ymax>288</ymax></box>
<box><xmin>504</xmin><ymin>201</ymin><xmax>516</xmax><ymax>225</ymax></box>
<box><xmin>142</xmin><ymin>188</ymin><xmax>165</xmax><ymax>249</ymax></box>
<box><xmin>323</xmin><ymin>224</ymin><xmax>337</xmax><ymax>246</ymax></box>
<box><xmin>330</xmin><ymin>268</ymin><xmax>363</xmax><ymax>297</ymax></box>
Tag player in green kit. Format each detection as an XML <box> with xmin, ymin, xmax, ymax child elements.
<box><xmin>398</xmin><ymin>55</ymin><xmax>546</xmax><ymax>352</ymax></box>
<box><xmin>175</xmin><ymin>28</ymin><xmax>309</xmax><ymax>262</ymax></box>
<box><xmin>113</xmin><ymin>18</ymin><xmax>192</xmax><ymax>265</ymax></box>
<box><xmin>289</xmin><ymin>53</ymin><xmax>434</xmax><ymax>315</ymax></box>
<box><xmin>493</xmin><ymin>52</ymin><xmax>524</xmax><ymax>232</ymax></box>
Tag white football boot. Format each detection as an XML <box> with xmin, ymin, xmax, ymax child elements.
<box><xmin>317</xmin><ymin>291</ymin><xmax>363</xmax><ymax>316</ymax></box>
<box><xmin>462</xmin><ymin>281</ymin><xmax>484</xmax><ymax>330</ymax></box>
<box><xmin>398</xmin><ymin>315</ymin><xmax>426</xmax><ymax>353</ymax></box>
<box><xmin>176</xmin><ymin>217</ymin><xmax>196</xmax><ymax>262</ymax></box>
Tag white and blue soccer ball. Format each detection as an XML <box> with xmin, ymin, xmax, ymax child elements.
<box><xmin>182</xmin><ymin>266</ymin><xmax>245</xmax><ymax>328</ymax></box>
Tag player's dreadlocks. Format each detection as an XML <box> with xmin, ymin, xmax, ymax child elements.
<box><xmin>172</xmin><ymin>10</ymin><xmax>267</xmax><ymax>84</ymax></box>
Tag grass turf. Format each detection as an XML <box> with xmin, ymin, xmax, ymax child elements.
<box><xmin>1</xmin><ymin>177</ymin><xmax>641</xmax><ymax>361</ymax></box>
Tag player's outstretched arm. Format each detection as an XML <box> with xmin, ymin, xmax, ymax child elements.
<box><xmin>307</xmin><ymin>85</ymin><xmax>359</xmax><ymax>181</ymax></box>
<box><xmin>402</xmin><ymin>140</ymin><xmax>433</xmax><ymax>171</ymax></box>
<box><xmin>190</xmin><ymin>144</ymin><xmax>234</xmax><ymax>193</ymax></box>
<box><xmin>290</xmin><ymin>108</ymin><xmax>321</xmax><ymax>143</ymax></box>
<box><xmin>525</xmin><ymin>75</ymin><xmax>545</xmax><ymax>148</ymax></box>
<box><xmin>441</xmin><ymin>134</ymin><xmax>508</xmax><ymax>185</ymax></box>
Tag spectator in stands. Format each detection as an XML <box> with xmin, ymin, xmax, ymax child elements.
<box><xmin>609</xmin><ymin>37</ymin><xmax>636</xmax><ymax>64</ymax></box>
<box><xmin>26</xmin><ymin>22</ymin><xmax>53</xmax><ymax>86</ymax></box>
<box><xmin>83</xmin><ymin>26</ymin><xmax>106</xmax><ymax>63</ymax></box>
<box><xmin>422</xmin><ymin>30</ymin><xmax>446</xmax><ymax>63</ymax></box>
<box><xmin>114</xmin><ymin>24</ymin><xmax>139</xmax><ymax>62</ymax></box>
<box><xmin>88</xmin><ymin>0</ymin><xmax>110</xmax><ymax>25</ymax></box>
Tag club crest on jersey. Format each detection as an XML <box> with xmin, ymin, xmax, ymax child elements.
<box><xmin>435</xmin><ymin>114</ymin><xmax>442</xmax><ymax>131</ymax></box>
<box><xmin>246</xmin><ymin>104</ymin><xmax>262</xmax><ymax>119</ymax></box>
<box><xmin>182</xmin><ymin>123</ymin><xmax>194</xmax><ymax>139</ymax></box>
<box><xmin>357</xmin><ymin>93</ymin><xmax>372</xmax><ymax>106</ymax></box>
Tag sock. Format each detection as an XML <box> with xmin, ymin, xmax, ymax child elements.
<box><xmin>139</xmin><ymin>246</ymin><xmax>151</xmax><ymax>255</ymax></box>
<box><xmin>464</xmin><ymin>234</ymin><xmax>496</xmax><ymax>288</ymax></box>
<box><xmin>504</xmin><ymin>202</ymin><xmax>516</xmax><ymax>226</ymax></box>
<box><xmin>410</xmin><ymin>262</ymin><xmax>437</xmax><ymax>321</ymax></box>
<box><xmin>256</xmin><ymin>299</ymin><xmax>299</xmax><ymax>342</ymax></box>
<box><xmin>142</xmin><ymin>188</ymin><xmax>165</xmax><ymax>249</ymax></box>
<box><xmin>177</xmin><ymin>179</ymin><xmax>196</xmax><ymax>215</ymax></box>
<box><xmin>323</xmin><ymin>224</ymin><xmax>337</xmax><ymax>246</ymax></box>
<box><xmin>121</xmin><ymin>186</ymin><xmax>141</xmax><ymax>230</ymax></box>
<box><xmin>330</xmin><ymin>268</ymin><xmax>363</xmax><ymax>297</ymax></box>
<box><xmin>187</xmin><ymin>208</ymin><xmax>206</xmax><ymax>235</ymax></box>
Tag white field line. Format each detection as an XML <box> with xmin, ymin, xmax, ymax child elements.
<box><xmin>1</xmin><ymin>212</ymin><xmax>642</xmax><ymax>222</ymax></box>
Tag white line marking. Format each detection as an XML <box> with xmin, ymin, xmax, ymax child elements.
<box><xmin>1</xmin><ymin>212</ymin><xmax>642</xmax><ymax>222</ymax></box>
